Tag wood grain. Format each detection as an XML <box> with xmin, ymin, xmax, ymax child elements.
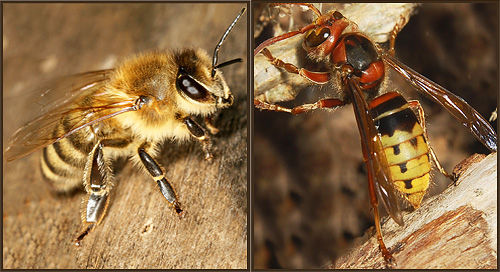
<box><xmin>3</xmin><ymin>3</ymin><xmax>247</xmax><ymax>269</ymax></box>
<box><xmin>329</xmin><ymin>153</ymin><xmax>497</xmax><ymax>269</ymax></box>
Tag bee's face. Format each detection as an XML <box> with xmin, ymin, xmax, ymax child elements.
<box><xmin>110</xmin><ymin>48</ymin><xmax>233</xmax><ymax>120</ymax></box>
<box><xmin>175</xmin><ymin>49</ymin><xmax>233</xmax><ymax>112</ymax></box>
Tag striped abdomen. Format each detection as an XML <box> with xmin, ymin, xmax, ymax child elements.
<box><xmin>40</xmin><ymin>113</ymin><xmax>95</xmax><ymax>191</ymax></box>
<box><xmin>369</xmin><ymin>92</ymin><xmax>431</xmax><ymax>209</ymax></box>
<box><xmin>40</xmin><ymin>109</ymin><xmax>135</xmax><ymax>192</ymax></box>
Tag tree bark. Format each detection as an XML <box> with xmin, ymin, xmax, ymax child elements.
<box><xmin>329</xmin><ymin>153</ymin><xmax>497</xmax><ymax>269</ymax></box>
<box><xmin>3</xmin><ymin>3</ymin><xmax>247</xmax><ymax>269</ymax></box>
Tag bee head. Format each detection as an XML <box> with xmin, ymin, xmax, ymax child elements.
<box><xmin>175</xmin><ymin>49</ymin><xmax>234</xmax><ymax>114</ymax></box>
<box><xmin>112</xmin><ymin>8</ymin><xmax>244</xmax><ymax>119</ymax></box>
<box><xmin>175</xmin><ymin>7</ymin><xmax>245</xmax><ymax>115</ymax></box>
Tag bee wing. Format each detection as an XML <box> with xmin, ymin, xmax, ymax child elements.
<box><xmin>383</xmin><ymin>54</ymin><xmax>497</xmax><ymax>152</ymax></box>
<box><xmin>4</xmin><ymin>70</ymin><xmax>138</xmax><ymax>162</ymax></box>
<box><xmin>346</xmin><ymin>78</ymin><xmax>404</xmax><ymax>226</ymax></box>
<box><xmin>33</xmin><ymin>70</ymin><xmax>112</xmax><ymax>115</ymax></box>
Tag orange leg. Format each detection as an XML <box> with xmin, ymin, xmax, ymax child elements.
<box><xmin>408</xmin><ymin>100</ymin><xmax>453</xmax><ymax>181</ymax></box>
<box><xmin>388</xmin><ymin>15</ymin><xmax>408</xmax><ymax>57</ymax></box>
<box><xmin>255</xmin><ymin>98</ymin><xmax>346</xmax><ymax>115</ymax></box>
<box><xmin>254</xmin><ymin>3</ymin><xmax>324</xmax><ymax>56</ymax></box>
<box><xmin>269</xmin><ymin>3</ymin><xmax>322</xmax><ymax>17</ymax></box>
<box><xmin>260</xmin><ymin>48</ymin><xmax>330</xmax><ymax>84</ymax></box>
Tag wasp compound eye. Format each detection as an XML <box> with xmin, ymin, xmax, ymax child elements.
<box><xmin>333</xmin><ymin>11</ymin><xmax>344</xmax><ymax>20</ymax></box>
<box><xmin>305</xmin><ymin>27</ymin><xmax>331</xmax><ymax>47</ymax></box>
<box><xmin>177</xmin><ymin>74</ymin><xmax>209</xmax><ymax>101</ymax></box>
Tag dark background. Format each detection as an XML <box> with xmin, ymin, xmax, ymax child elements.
<box><xmin>253</xmin><ymin>3</ymin><xmax>498</xmax><ymax>269</ymax></box>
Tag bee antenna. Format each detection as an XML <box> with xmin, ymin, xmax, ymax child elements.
<box><xmin>214</xmin><ymin>58</ymin><xmax>243</xmax><ymax>70</ymax></box>
<box><xmin>212</xmin><ymin>7</ymin><xmax>246</xmax><ymax>78</ymax></box>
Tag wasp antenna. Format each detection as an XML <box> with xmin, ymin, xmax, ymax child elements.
<box><xmin>212</xmin><ymin>7</ymin><xmax>246</xmax><ymax>78</ymax></box>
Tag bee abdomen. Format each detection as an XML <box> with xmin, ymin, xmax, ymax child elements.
<box><xmin>40</xmin><ymin>122</ymin><xmax>92</xmax><ymax>191</ymax></box>
<box><xmin>41</xmin><ymin>141</ymin><xmax>86</xmax><ymax>191</ymax></box>
<box><xmin>369</xmin><ymin>92</ymin><xmax>431</xmax><ymax>208</ymax></box>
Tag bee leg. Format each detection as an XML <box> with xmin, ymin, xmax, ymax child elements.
<box><xmin>260</xmin><ymin>48</ymin><xmax>331</xmax><ymax>84</ymax></box>
<box><xmin>183</xmin><ymin>117</ymin><xmax>213</xmax><ymax>161</ymax></box>
<box><xmin>255</xmin><ymin>97</ymin><xmax>346</xmax><ymax>115</ymax></box>
<box><xmin>409</xmin><ymin>100</ymin><xmax>454</xmax><ymax>181</ymax></box>
<box><xmin>75</xmin><ymin>141</ymin><xmax>112</xmax><ymax>246</ymax></box>
<box><xmin>204</xmin><ymin>116</ymin><xmax>219</xmax><ymax>135</ymax></box>
<box><xmin>138</xmin><ymin>147</ymin><xmax>186</xmax><ymax>218</ymax></box>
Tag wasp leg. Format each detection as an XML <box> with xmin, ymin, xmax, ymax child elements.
<box><xmin>138</xmin><ymin>146</ymin><xmax>185</xmax><ymax>218</ymax></box>
<box><xmin>75</xmin><ymin>140</ymin><xmax>112</xmax><ymax>246</ymax></box>
<box><xmin>365</xmin><ymin>149</ymin><xmax>396</xmax><ymax>266</ymax></box>
<box><xmin>388</xmin><ymin>15</ymin><xmax>408</xmax><ymax>57</ymax></box>
<box><xmin>372</xmin><ymin>198</ymin><xmax>396</xmax><ymax>267</ymax></box>
<box><xmin>255</xmin><ymin>98</ymin><xmax>346</xmax><ymax>115</ymax></box>
<box><xmin>489</xmin><ymin>108</ymin><xmax>497</xmax><ymax>122</ymax></box>
<box><xmin>183</xmin><ymin>116</ymin><xmax>213</xmax><ymax>161</ymax></box>
<box><xmin>255</xmin><ymin>24</ymin><xmax>321</xmax><ymax>56</ymax></box>
<box><xmin>254</xmin><ymin>99</ymin><xmax>293</xmax><ymax>113</ymax></box>
<box><xmin>408</xmin><ymin>100</ymin><xmax>454</xmax><ymax>181</ymax></box>
<box><xmin>260</xmin><ymin>48</ymin><xmax>330</xmax><ymax>84</ymax></box>
<box><xmin>269</xmin><ymin>3</ymin><xmax>322</xmax><ymax>17</ymax></box>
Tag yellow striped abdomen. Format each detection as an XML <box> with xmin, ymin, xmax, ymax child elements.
<box><xmin>40</xmin><ymin>115</ymin><xmax>95</xmax><ymax>191</ymax></box>
<box><xmin>40</xmin><ymin>110</ymin><xmax>138</xmax><ymax>192</ymax></box>
<box><xmin>369</xmin><ymin>92</ymin><xmax>431</xmax><ymax>209</ymax></box>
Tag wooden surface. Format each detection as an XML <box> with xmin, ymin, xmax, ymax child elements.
<box><xmin>3</xmin><ymin>3</ymin><xmax>247</xmax><ymax>269</ymax></box>
<box><xmin>329</xmin><ymin>153</ymin><xmax>497</xmax><ymax>269</ymax></box>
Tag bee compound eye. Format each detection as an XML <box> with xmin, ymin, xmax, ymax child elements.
<box><xmin>177</xmin><ymin>74</ymin><xmax>208</xmax><ymax>101</ymax></box>
<box><xmin>304</xmin><ymin>27</ymin><xmax>331</xmax><ymax>48</ymax></box>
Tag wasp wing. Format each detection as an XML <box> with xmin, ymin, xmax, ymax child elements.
<box><xmin>4</xmin><ymin>70</ymin><xmax>138</xmax><ymax>162</ymax></box>
<box><xmin>346</xmin><ymin>78</ymin><xmax>404</xmax><ymax>226</ymax></box>
<box><xmin>383</xmin><ymin>54</ymin><xmax>497</xmax><ymax>152</ymax></box>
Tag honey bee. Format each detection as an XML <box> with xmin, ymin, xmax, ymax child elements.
<box><xmin>254</xmin><ymin>3</ymin><xmax>497</xmax><ymax>268</ymax></box>
<box><xmin>4</xmin><ymin>7</ymin><xmax>246</xmax><ymax>246</ymax></box>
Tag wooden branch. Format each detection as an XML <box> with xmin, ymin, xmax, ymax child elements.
<box><xmin>328</xmin><ymin>153</ymin><xmax>497</xmax><ymax>269</ymax></box>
